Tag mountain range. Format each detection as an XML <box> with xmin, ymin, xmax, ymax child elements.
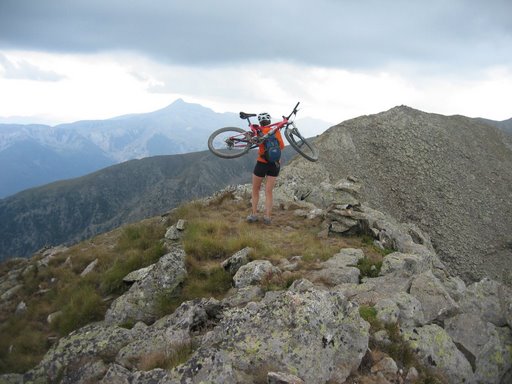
<box><xmin>0</xmin><ymin>99</ymin><xmax>331</xmax><ymax>198</ymax></box>
<box><xmin>1</xmin><ymin>104</ymin><xmax>511</xmax><ymax>286</ymax></box>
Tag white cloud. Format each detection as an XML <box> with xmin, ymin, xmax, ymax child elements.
<box><xmin>0</xmin><ymin>50</ymin><xmax>511</xmax><ymax>130</ymax></box>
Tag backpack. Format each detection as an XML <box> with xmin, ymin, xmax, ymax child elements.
<box><xmin>264</xmin><ymin>133</ymin><xmax>281</xmax><ymax>163</ymax></box>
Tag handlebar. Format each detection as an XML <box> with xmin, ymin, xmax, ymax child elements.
<box><xmin>285</xmin><ymin>101</ymin><xmax>300</xmax><ymax>120</ymax></box>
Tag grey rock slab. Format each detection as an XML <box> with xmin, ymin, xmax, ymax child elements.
<box><xmin>409</xmin><ymin>270</ymin><xmax>459</xmax><ymax>323</ymax></box>
<box><xmin>401</xmin><ymin>324</ymin><xmax>473</xmax><ymax>384</ymax></box>
<box><xmin>170</xmin><ymin>287</ymin><xmax>369</xmax><ymax>384</ymax></box>
<box><xmin>233</xmin><ymin>260</ymin><xmax>279</xmax><ymax>288</ymax></box>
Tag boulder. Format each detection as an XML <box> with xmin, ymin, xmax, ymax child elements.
<box><xmin>25</xmin><ymin>323</ymin><xmax>133</xmax><ymax>383</ymax></box>
<box><xmin>307</xmin><ymin>248</ymin><xmax>363</xmax><ymax>286</ymax></box>
<box><xmin>401</xmin><ymin>324</ymin><xmax>473</xmax><ymax>383</ymax></box>
<box><xmin>392</xmin><ymin>292</ymin><xmax>425</xmax><ymax>328</ymax></box>
<box><xmin>379</xmin><ymin>252</ymin><xmax>430</xmax><ymax>276</ymax></box>
<box><xmin>459</xmin><ymin>277</ymin><xmax>511</xmax><ymax>327</ymax></box>
<box><xmin>233</xmin><ymin>260</ymin><xmax>279</xmax><ymax>288</ymax></box>
<box><xmin>105</xmin><ymin>246</ymin><xmax>187</xmax><ymax>325</ymax></box>
<box><xmin>221</xmin><ymin>247</ymin><xmax>253</xmax><ymax>276</ymax></box>
<box><xmin>409</xmin><ymin>270</ymin><xmax>459</xmax><ymax>323</ymax></box>
<box><xmin>80</xmin><ymin>258</ymin><xmax>98</xmax><ymax>277</ymax></box>
<box><xmin>473</xmin><ymin>326</ymin><xmax>512</xmax><ymax>384</ymax></box>
<box><xmin>169</xmin><ymin>287</ymin><xmax>369</xmax><ymax>384</ymax></box>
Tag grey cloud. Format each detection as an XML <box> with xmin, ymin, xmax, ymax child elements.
<box><xmin>0</xmin><ymin>53</ymin><xmax>65</xmax><ymax>81</ymax></box>
<box><xmin>0</xmin><ymin>0</ymin><xmax>511</xmax><ymax>71</ymax></box>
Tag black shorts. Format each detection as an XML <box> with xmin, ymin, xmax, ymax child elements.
<box><xmin>253</xmin><ymin>161</ymin><xmax>280</xmax><ymax>177</ymax></box>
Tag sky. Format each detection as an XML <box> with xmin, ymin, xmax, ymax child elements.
<box><xmin>0</xmin><ymin>0</ymin><xmax>511</xmax><ymax>132</ymax></box>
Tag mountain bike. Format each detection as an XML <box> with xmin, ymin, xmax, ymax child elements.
<box><xmin>208</xmin><ymin>102</ymin><xmax>319</xmax><ymax>162</ymax></box>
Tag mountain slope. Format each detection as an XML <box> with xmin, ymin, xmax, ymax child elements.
<box><xmin>0</xmin><ymin>99</ymin><xmax>240</xmax><ymax>197</ymax></box>
<box><xmin>277</xmin><ymin>106</ymin><xmax>512</xmax><ymax>284</ymax></box>
<box><xmin>0</xmin><ymin>147</ymin><xmax>296</xmax><ymax>260</ymax></box>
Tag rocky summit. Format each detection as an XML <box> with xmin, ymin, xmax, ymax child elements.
<box><xmin>1</xmin><ymin>179</ymin><xmax>511</xmax><ymax>383</ymax></box>
<box><xmin>276</xmin><ymin>106</ymin><xmax>512</xmax><ymax>285</ymax></box>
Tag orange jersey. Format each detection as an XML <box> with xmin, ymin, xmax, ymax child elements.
<box><xmin>257</xmin><ymin>126</ymin><xmax>285</xmax><ymax>163</ymax></box>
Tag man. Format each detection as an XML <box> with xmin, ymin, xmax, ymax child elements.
<box><xmin>246</xmin><ymin>112</ymin><xmax>285</xmax><ymax>225</ymax></box>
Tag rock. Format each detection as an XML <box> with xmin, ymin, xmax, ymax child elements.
<box><xmin>164</xmin><ymin>225</ymin><xmax>181</xmax><ymax>240</ymax></box>
<box><xmin>1</xmin><ymin>284</ymin><xmax>22</xmax><ymax>301</ymax></box>
<box><xmin>222</xmin><ymin>286</ymin><xmax>264</xmax><ymax>307</ymax></box>
<box><xmin>0</xmin><ymin>373</ymin><xmax>24</xmax><ymax>384</ymax></box>
<box><xmin>268</xmin><ymin>371</ymin><xmax>305</xmax><ymax>384</ymax></box>
<box><xmin>176</xmin><ymin>219</ymin><xmax>186</xmax><ymax>230</ymax></box>
<box><xmin>444</xmin><ymin>313</ymin><xmax>493</xmax><ymax>369</ymax></box>
<box><xmin>37</xmin><ymin>245</ymin><xmax>68</xmax><ymax>267</ymax></box>
<box><xmin>370</xmin><ymin>356</ymin><xmax>398</xmax><ymax>379</ymax></box>
<box><xmin>47</xmin><ymin>311</ymin><xmax>62</xmax><ymax>324</ymax></box>
<box><xmin>15</xmin><ymin>301</ymin><xmax>27</xmax><ymax>316</ymax></box>
<box><xmin>170</xmin><ymin>287</ymin><xmax>369</xmax><ymax>384</ymax></box>
<box><xmin>122</xmin><ymin>264</ymin><xmax>155</xmax><ymax>283</ymax></box>
<box><xmin>379</xmin><ymin>252</ymin><xmax>429</xmax><ymax>276</ymax></box>
<box><xmin>374</xmin><ymin>298</ymin><xmax>399</xmax><ymax>325</ymax></box>
<box><xmin>473</xmin><ymin>326</ymin><xmax>512</xmax><ymax>384</ymax></box>
<box><xmin>25</xmin><ymin>323</ymin><xmax>133</xmax><ymax>383</ymax></box>
<box><xmin>391</xmin><ymin>292</ymin><xmax>425</xmax><ymax>328</ymax></box>
<box><xmin>99</xmin><ymin>363</ymin><xmax>131</xmax><ymax>383</ymax></box>
<box><xmin>80</xmin><ymin>258</ymin><xmax>98</xmax><ymax>277</ymax></box>
<box><xmin>59</xmin><ymin>357</ymin><xmax>108</xmax><ymax>384</ymax></box>
<box><xmin>105</xmin><ymin>246</ymin><xmax>187</xmax><ymax>325</ymax></box>
<box><xmin>409</xmin><ymin>270</ymin><xmax>459</xmax><ymax>323</ymax></box>
<box><xmin>401</xmin><ymin>324</ymin><xmax>473</xmax><ymax>383</ymax></box>
<box><xmin>405</xmin><ymin>367</ymin><xmax>419</xmax><ymax>383</ymax></box>
<box><xmin>221</xmin><ymin>247</ymin><xmax>253</xmax><ymax>276</ymax></box>
<box><xmin>459</xmin><ymin>277</ymin><xmax>511</xmax><ymax>327</ymax></box>
<box><xmin>307</xmin><ymin>248</ymin><xmax>363</xmax><ymax>286</ymax></box>
<box><xmin>445</xmin><ymin>312</ymin><xmax>512</xmax><ymax>383</ymax></box>
<box><xmin>233</xmin><ymin>260</ymin><xmax>279</xmax><ymax>288</ymax></box>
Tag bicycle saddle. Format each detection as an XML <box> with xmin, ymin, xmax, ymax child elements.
<box><xmin>239</xmin><ymin>112</ymin><xmax>256</xmax><ymax>119</ymax></box>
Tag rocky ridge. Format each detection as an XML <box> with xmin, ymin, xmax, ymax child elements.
<box><xmin>274</xmin><ymin>106</ymin><xmax>512</xmax><ymax>285</ymax></box>
<box><xmin>1</xmin><ymin>180</ymin><xmax>511</xmax><ymax>384</ymax></box>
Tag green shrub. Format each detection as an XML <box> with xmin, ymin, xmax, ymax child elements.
<box><xmin>356</xmin><ymin>257</ymin><xmax>382</xmax><ymax>279</ymax></box>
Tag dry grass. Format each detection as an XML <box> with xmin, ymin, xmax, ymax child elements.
<box><xmin>0</xmin><ymin>192</ymin><xmax>388</xmax><ymax>375</ymax></box>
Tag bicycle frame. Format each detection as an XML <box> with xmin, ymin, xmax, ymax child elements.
<box><xmin>241</xmin><ymin>101</ymin><xmax>300</xmax><ymax>144</ymax></box>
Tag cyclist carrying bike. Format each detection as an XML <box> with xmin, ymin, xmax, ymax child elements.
<box><xmin>247</xmin><ymin>112</ymin><xmax>285</xmax><ymax>225</ymax></box>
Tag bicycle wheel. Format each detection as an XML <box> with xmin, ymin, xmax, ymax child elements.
<box><xmin>284</xmin><ymin>125</ymin><xmax>319</xmax><ymax>162</ymax></box>
<box><xmin>208</xmin><ymin>127</ymin><xmax>252</xmax><ymax>159</ymax></box>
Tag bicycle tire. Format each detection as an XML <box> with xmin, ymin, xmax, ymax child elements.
<box><xmin>208</xmin><ymin>127</ymin><xmax>252</xmax><ymax>159</ymax></box>
<box><xmin>284</xmin><ymin>125</ymin><xmax>319</xmax><ymax>162</ymax></box>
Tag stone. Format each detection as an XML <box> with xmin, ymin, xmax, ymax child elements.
<box><xmin>391</xmin><ymin>292</ymin><xmax>425</xmax><ymax>328</ymax></box>
<box><xmin>402</xmin><ymin>324</ymin><xmax>473</xmax><ymax>383</ymax></box>
<box><xmin>374</xmin><ymin>298</ymin><xmax>399</xmax><ymax>325</ymax></box>
<box><xmin>371</xmin><ymin>356</ymin><xmax>398</xmax><ymax>379</ymax></box>
<box><xmin>268</xmin><ymin>371</ymin><xmax>305</xmax><ymax>384</ymax></box>
<box><xmin>122</xmin><ymin>264</ymin><xmax>155</xmax><ymax>283</ymax></box>
<box><xmin>379</xmin><ymin>252</ymin><xmax>429</xmax><ymax>276</ymax></box>
<box><xmin>459</xmin><ymin>277</ymin><xmax>511</xmax><ymax>327</ymax></box>
<box><xmin>176</xmin><ymin>219</ymin><xmax>186</xmax><ymax>230</ymax></box>
<box><xmin>15</xmin><ymin>301</ymin><xmax>27</xmax><ymax>316</ymax></box>
<box><xmin>221</xmin><ymin>247</ymin><xmax>253</xmax><ymax>276</ymax></box>
<box><xmin>105</xmin><ymin>246</ymin><xmax>187</xmax><ymax>325</ymax></box>
<box><xmin>232</xmin><ymin>260</ymin><xmax>279</xmax><ymax>288</ymax></box>
<box><xmin>170</xmin><ymin>287</ymin><xmax>369</xmax><ymax>384</ymax></box>
<box><xmin>473</xmin><ymin>326</ymin><xmax>512</xmax><ymax>384</ymax></box>
<box><xmin>409</xmin><ymin>270</ymin><xmax>459</xmax><ymax>323</ymax></box>
<box><xmin>222</xmin><ymin>286</ymin><xmax>264</xmax><ymax>307</ymax></box>
<box><xmin>444</xmin><ymin>313</ymin><xmax>493</xmax><ymax>369</ymax></box>
<box><xmin>80</xmin><ymin>258</ymin><xmax>98</xmax><ymax>277</ymax></box>
<box><xmin>25</xmin><ymin>323</ymin><xmax>133</xmax><ymax>383</ymax></box>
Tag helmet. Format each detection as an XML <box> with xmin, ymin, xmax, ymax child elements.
<box><xmin>257</xmin><ymin>112</ymin><xmax>271</xmax><ymax>126</ymax></box>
